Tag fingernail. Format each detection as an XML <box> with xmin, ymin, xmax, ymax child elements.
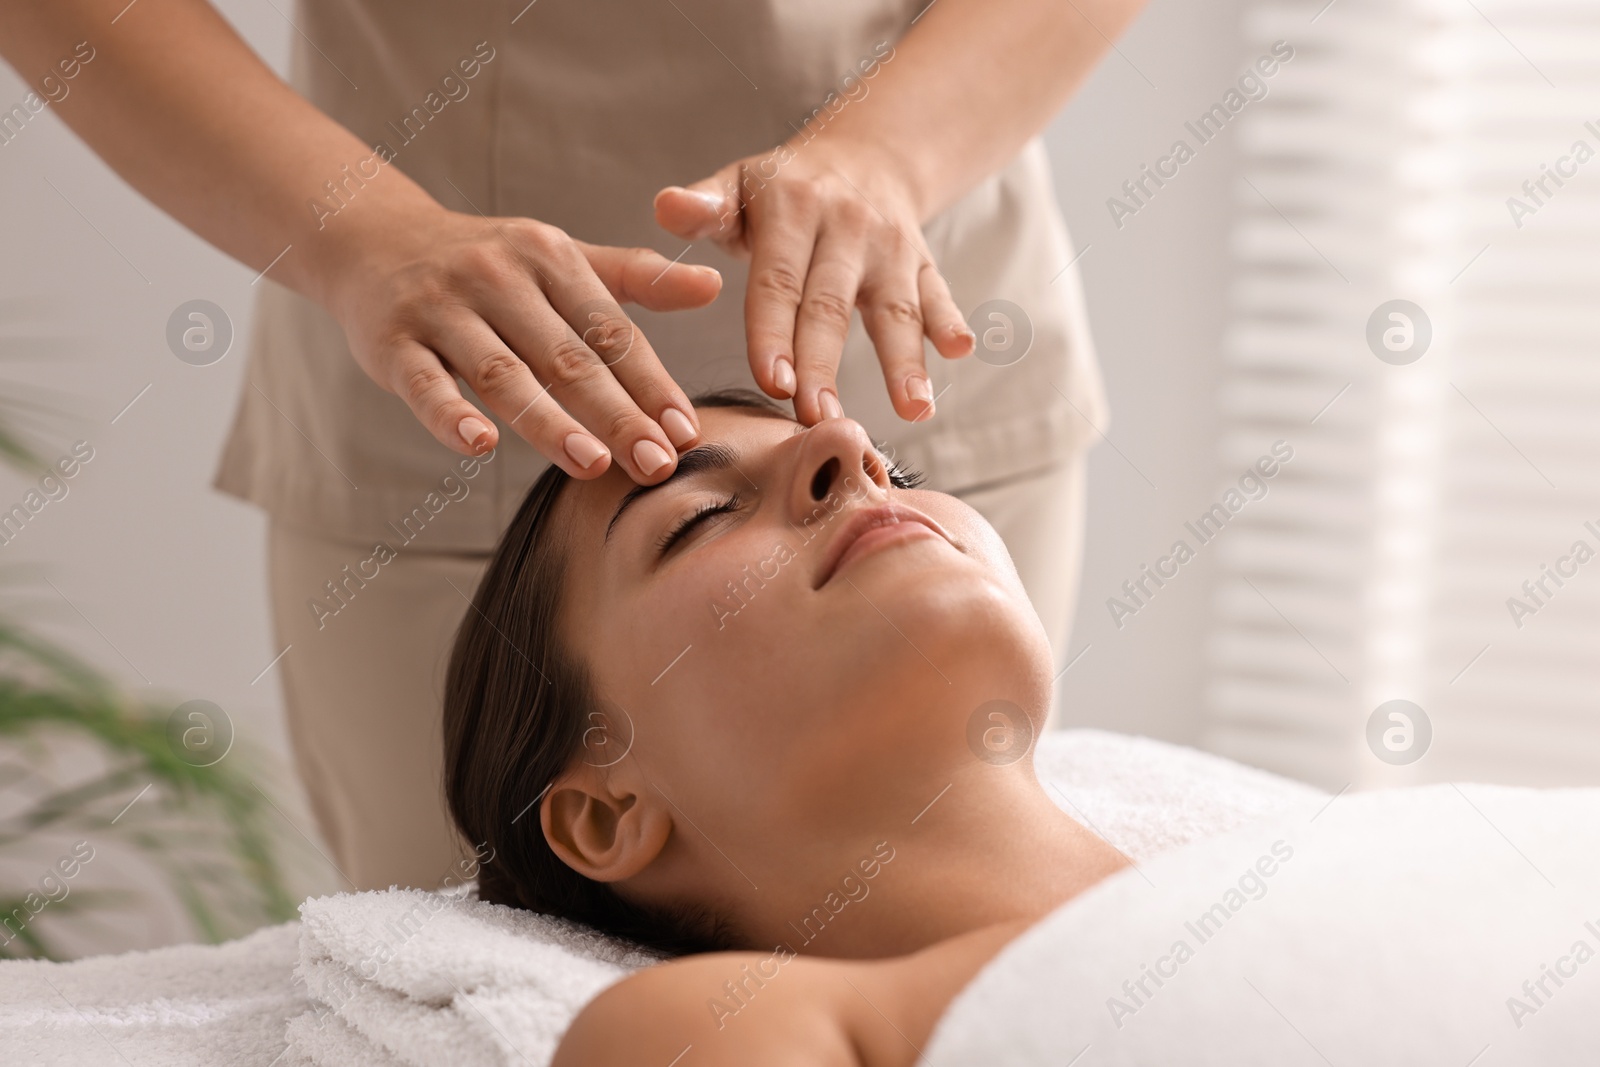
<box><xmin>689</xmin><ymin>189</ymin><xmax>725</xmax><ymax>210</ymax></box>
<box><xmin>633</xmin><ymin>438</ymin><xmax>673</xmax><ymax>476</ymax></box>
<box><xmin>564</xmin><ymin>432</ymin><xmax>608</xmax><ymax>470</ymax></box>
<box><xmin>819</xmin><ymin>390</ymin><xmax>843</xmax><ymax>421</ymax></box>
<box><xmin>772</xmin><ymin>357</ymin><xmax>796</xmax><ymax>398</ymax></box>
<box><xmin>692</xmin><ymin>265</ymin><xmax>721</xmax><ymax>280</ymax></box>
<box><xmin>952</xmin><ymin>323</ymin><xmax>977</xmax><ymax>351</ymax></box>
<box><xmin>660</xmin><ymin>407</ymin><xmax>698</xmax><ymax>448</ymax></box>
<box><xmin>906</xmin><ymin>376</ymin><xmax>935</xmax><ymax>420</ymax></box>
<box><xmin>458</xmin><ymin>416</ymin><xmax>492</xmax><ymax>452</ymax></box>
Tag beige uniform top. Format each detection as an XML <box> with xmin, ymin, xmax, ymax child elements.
<box><xmin>213</xmin><ymin>0</ymin><xmax>1106</xmax><ymax>552</ymax></box>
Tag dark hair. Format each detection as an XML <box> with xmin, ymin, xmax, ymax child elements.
<box><xmin>442</xmin><ymin>387</ymin><xmax>791</xmax><ymax>955</ymax></box>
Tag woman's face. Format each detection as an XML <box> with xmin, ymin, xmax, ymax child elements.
<box><xmin>555</xmin><ymin>404</ymin><xmax>1054</xmax><ymax>865</ymax></box>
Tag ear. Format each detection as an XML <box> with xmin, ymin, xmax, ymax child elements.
<box><xmin>541</xmin><ymin>761</ymin><xmax>672</xmax><ymax>883</ymax></box>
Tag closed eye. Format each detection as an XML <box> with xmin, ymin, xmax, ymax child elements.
<box><xmin>652</xmin><ymin>451</ymin><xmax>921</xmax><ymax>558</ymax></box>
<box><xmin>655</xmin><ymin>493</ymin><xmax>743</xmax><ymax>556</ymax></box>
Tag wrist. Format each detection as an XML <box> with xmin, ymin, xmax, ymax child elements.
<box><xmin>793</xmin><ymin>129</ymin><xmax>933</xmax><ymax>224</ymax></box>
<box><xmin>291</xmin><ymin>172</ymin><xmax>445</xmax><ymax>310</ymax></box>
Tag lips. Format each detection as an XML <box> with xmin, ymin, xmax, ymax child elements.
<box><xmin>812</xmin><ymin>503</ymin><xmax>952</xmax><ymax>589</ymax></box>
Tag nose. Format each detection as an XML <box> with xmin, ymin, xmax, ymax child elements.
<box><xmin>787</xmin><ymin>417</ymin><xmax>890</xmax><ymax>526</ymax></box>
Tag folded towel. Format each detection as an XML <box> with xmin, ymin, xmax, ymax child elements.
<box><xmin>926</xmin><ymin>783</ymin><xmax>1600</xmax><ymax>1066</ymax></box>
<box><xmin>285</xmin><ymin>884</ymin><xmax>661</xmax><ymax>1067</ymax></box>
<box><xmin>281</xmin><ymin>729</ymin><xmax>1321</xmax><ymax>1067</ymax></box>
<box><xmin>0</xmin><ymin>920</ymin><xmax>304</xmax><ymax>1066</ymax></box>
<box><xmin>283</xmin><ymin>1008</ymin><xmax>406</xmax><ymax>1066</ymax></box>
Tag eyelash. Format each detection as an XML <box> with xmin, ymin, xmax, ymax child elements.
<box><xmin>878</xmin><ymin>444</ymin><xmax>927</xmax><ymax>490</ymax></box>
<box><xmin>656</xmin><ymin>492</ymin><xmax>743</xmax><ymax>555</ymax></box>
<box><xmin>653</xmin><ymin>452</ymin><xmax>926</xmax><ymax>557</ymax></box>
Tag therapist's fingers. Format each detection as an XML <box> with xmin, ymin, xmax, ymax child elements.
<box><xmin>654</xmin><ymin>163</ymin><xmax>746</xmax><ymax>249</ymax></box>
<box><xmin>504</xmin><ymin>294</ymin><xmax>684</xmax><ymax>484</ymax></box>
<box><xmin>860</xmin><ymin>247</ymin><xmax>936</xmax><ymax>423</ymax></box>
<box><xmin>422</xmin><ymin>234</ymin><xmax>685</xmax><ymax>484</ymax></box>
<box><xmin>918</xmin><ymin>261</ymin><xmax>976</xmax><ymax>361</ymax></box>
<box><xmin>331</xmin><ymin>209</ymin><xmax>717</xmax><ymax>477</ymax></box>
<box><xmin>524</xmin><ymin>250</ymin><xmax>703</xmax><ymax>480</ymax></box>
<box><xmin>424</xmin><ymin>314</ymin><xmax>619</xmax><ymax>478</ymax></box>
<box><xmin>578</xmin><ymin>240</ymin><xmax>723</xmax><ymax>311</ymax></box>
<box><xmin>470</xmin><ymin>222</ymin><xmax>699</xmax><ymax>481</ymax></box>
<box><xmin>380</xmin><ymin>337</ymin><xmax>504</xmax><ymax>457</ymax></box>
<box><xmin>744</xmin><ymin>187</ymin><xmax>823</xmax><ymax>407</ymax></box>
<box><xmin>790</xmin><ymin>230</ymin><xmax>865</xmax><ymax>425</ymax></box>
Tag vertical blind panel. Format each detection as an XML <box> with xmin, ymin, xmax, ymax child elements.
<box><xmin>1206</xmin><ymin>0</ymin><xmax>1600</xmax><ymax>788</ymax></box>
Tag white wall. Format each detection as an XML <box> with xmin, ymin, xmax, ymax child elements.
<box><xmin>0</xmin><ymin>0</ymin><xmax>290</xmax><ymax>747</ymax></box>
<box><xmin>0</xmin><ymin>3</ymin><xmax>336</xmax><ymax>940</ymax></box>
<box><xmin>1045</xmin><ymin>0</ymin><xmax>1243</xmax><ymax>745</ymax></box>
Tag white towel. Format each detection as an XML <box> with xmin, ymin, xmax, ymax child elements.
<box><xmin>0</xmin><ymin>730</ymin><xmax>1321</xmax><ymax>1066</ymax></box>
<box><xmin>925</xmin><ymin>783</ymin><xmax>1600</xmax><ymax>1066</ymax></box>
<box><xmin>283</xmin><ymin>1008</ymin><xmax>405</xmax><ymax>1066</ymax></box>
<box><xmin>1033</xmin><ymin>729</ymin><xmax>1324</xmax><ymax>860</ymax></box>
<box><xmin>283</xmin><ymin>885</ymin><xmax>662</xmax><ymax>1067</ymax></box>
<box><xmin>280</xmin><ymin>729</ymin><xmax>1321</xmax><ymax>1067</ymax></box>
<box><xmin>0</xmin><ymin>920</ymin><xmax>304</xmax><ymax>1066</ymax></box>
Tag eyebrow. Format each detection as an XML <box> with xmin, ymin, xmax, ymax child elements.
<box><xmin>604</xmin><ymin>441</ymin><xmax>743</xmax><ymax>544</ymax></box>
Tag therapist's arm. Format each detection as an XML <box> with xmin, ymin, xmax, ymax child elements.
<box><xmin>0</xmin><ymin>0</ymin><xmax>718</xmax><ymax>482</ymax></box>
<box><xmin>656</xmin><ymin>0</ymin><xmax>1147</xmax><ymax>426</ymax></box>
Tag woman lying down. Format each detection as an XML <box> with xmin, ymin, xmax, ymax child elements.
<box><xmin>442</xmin><ymin>389</ymin><xmax>1600</xmax><ymax>1066</ymax></box>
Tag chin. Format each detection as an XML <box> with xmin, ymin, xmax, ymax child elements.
<box><xmin>831</xmin><ymin>540</ymin><xmax>1054</xmax><ymax>717</ymax></box>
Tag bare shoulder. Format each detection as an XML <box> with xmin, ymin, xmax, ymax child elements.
<box><xmin>840</xmin><ymin>921</ymin><xmax>1034</xmax><ymax>1067</ymax></box>
<box><xmin>553</xmin><ymin>924</ymin><xmax>1031</xmax><ymax>1067</ymax></box>
<box><xmin>552</xmin><ymin>948</ymin><xmax>858</xmax><ymax>1067</ymax></box>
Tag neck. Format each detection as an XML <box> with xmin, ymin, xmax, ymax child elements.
<box><xmin>745</xmin><ymin>760</ymin><xmax>1131</xmax><ymax>960</ymax></box>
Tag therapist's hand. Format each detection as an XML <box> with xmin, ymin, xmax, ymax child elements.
<box><xmin>654</xmin><ymin>140</ymin><xmax>975</xmax><ymax>426</ymax></box>
<box><xmin>318</xmin><ymin>205</ymin><xmax>723</xmax><ymax>482</ymax></box>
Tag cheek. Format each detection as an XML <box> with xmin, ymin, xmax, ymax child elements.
<box><xmin>604</xmin><ymin>528</ymin><xmax>817</xmax><ymax>714</ymax></box>
<box><xmin>660</xmin><ymin>527</ymin><xmax>812</xmax><ymax>643</ymax></box>
<box><xmin>905</xmin><ymin>490</ymin><xmax>1026</xmax><ymax>598</ymax></box>
<box><xmin>610</xmin><ymin>537</ymin><xmax>836</xmax><ymax>785</ymax></box>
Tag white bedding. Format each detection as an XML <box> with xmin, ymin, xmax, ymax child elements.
<box><xmin>0</xmin><ymin>920</ymin><xmax>304</xmax><ymax>1066</ymax></box>
<box><xmin>925</xmin><ymin>783</ymin><xmax>1600</xmax><ymax>1067</ymax></box>
<box><xmin>0</xmin><ymin>730</ymin><xmax>1317</xmax><ymax>1066</ymax></box>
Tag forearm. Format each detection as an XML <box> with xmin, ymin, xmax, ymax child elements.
<box><xmin>5</xmin><ymin>1</ymin><xmax>723</xmax><ymax>476</ymax></box>
<box><xmin>822</xmin><ymin>0</ymin><xmax>1149</xmax><ymax>221</ymax></box>
<box><xmin>0</xmin><ymin>0</ymin><xmax>437</xmax><ymax>303</ymax></box>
